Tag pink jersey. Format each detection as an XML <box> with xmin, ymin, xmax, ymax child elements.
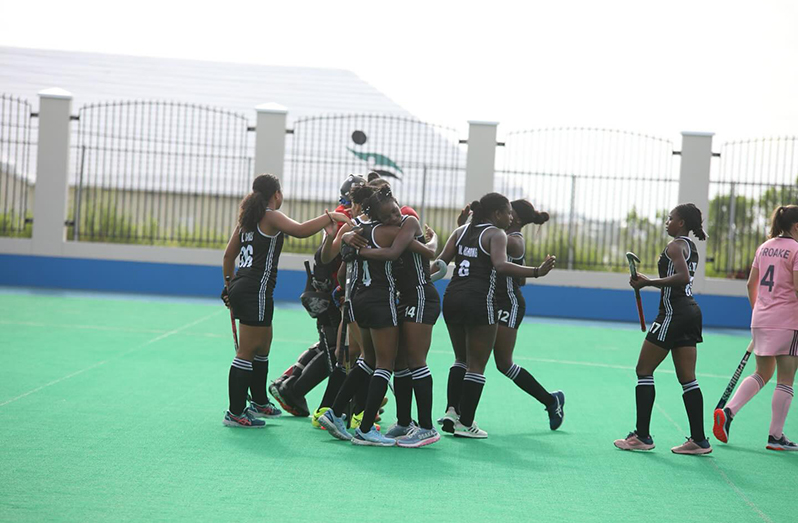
<box><xmin>751</xmin><ymin>237</ymin><xmax>798</xmax><ymax>329</ymax></box>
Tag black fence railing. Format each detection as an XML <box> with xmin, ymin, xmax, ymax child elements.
<box><xmin>0</xmin><ymin>94</ymin><xmax>34</xmax><ymax>237</ymax></box>
<box><xmin>283</xmin><ymin>114</ymin><xmax>466</xmax><ymax>253</ymax></box>
<box><xmin>71</xmin><ymin>101</ymin><xmax>253</xmax><ymax>247</ymax></box>
<box><xmin>708</xmin><ymin>137</ymin><xmax>798</xmax><ymax>278</ymax></box>
<box><xmin>495</xmin><ymin>128</ymin><xmax>679</xmax><ymax>271</ymax></box>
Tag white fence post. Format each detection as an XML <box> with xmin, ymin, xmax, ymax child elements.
<box><xmin>464</xmin><ymin>120</ymin><xmax>498</xmax><ymax>203</ymax></box>
<box><xmin>254</xmin><ymin>103</ymin><xmax>288</xmax><ymax>181</ymax></box>
<box><xmin>677</xmin><ymin>131</ymin><xmax>714</xmax><ymax>292</ymax></box>
<box><xmin>31</xmin><ymin>88</ymin><xmax>72</xmax><ymax>255</ymax></box>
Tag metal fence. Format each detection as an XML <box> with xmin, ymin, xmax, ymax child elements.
<box><xmin>0</xmin><ymin>94</ymin><xmax>34</xmax><ymax>237</ymax></box>
<box><xmin>495</xmin><ymin>128</ymin><xmax>679</xmax><ymax>271</ymax></box>
<box><xmin>708</xmin><ymin>137</ymin><xmax>798</xmax><ymax>278</ymax></box>
<box><xmin>283</xmin><ymin>114</ymin><xmax>466</xmax><ymax>253</ymax></box>
<box><xmin>71</xmin><ymin>101</ymin><xmax>253</xmax><ymax>247</ymax></box>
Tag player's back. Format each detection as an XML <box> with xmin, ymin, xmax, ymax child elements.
<box><xmin>752</xmin><ymin>237</ymin><xmax>798</xmax><ymax>329</ymax></box>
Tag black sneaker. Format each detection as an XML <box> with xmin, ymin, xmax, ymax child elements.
<box><xmin>278</xmin><ymin>381</ymin><xmax>310</xmax><ymax>418</ymax></box>
<box><xmin>546</xmin><ymin>391</ymin><xmax>565</xmax><ymax>430</ymax></box>
<box><xmin>713</xmin><ymin>407</ymin><xmax>733</xmax><ymax>444</ymax></box>
<box><xmin>766</xmin><ymin>434</ymin><xmax>798</xmax><ymax>451</ymax></box>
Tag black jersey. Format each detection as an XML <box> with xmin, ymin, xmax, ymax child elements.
<box><xmin>356</xmin><ymin>221</ymin><xmax>398</xmax><ymax>293</ymax></box>
<box><xmin>233</xmin><ymin>218</ymin><xmax>284</xmax><ymax>296</ymax></box>
<box><xmin>656</xmin><ymin>236</ymin><xmax>699</xmax><ymax>312</ymax></box>
<box><xmin>448</xmin><ymin>223</ymin><xmax>498</xmax><ymax>292</ymax></box>
<box><xmin>396</xmin><ymin>215</ymin><xmax>432</xmax><ymax>293</ymax></box>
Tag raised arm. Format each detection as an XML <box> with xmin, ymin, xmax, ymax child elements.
<box><xmin>488</xmin><ymin>229</ymin><xmax>555</xmax><ymax>278</ymax></box>
<box><xmin>359</xmin><ymin>216</ymin><xmax>434</xmax><ymax>261</ymax></box>
<box><xmin>263</xmin><ymin>209</ymin><xmax>351</xmax><ymax>238</ymax></box>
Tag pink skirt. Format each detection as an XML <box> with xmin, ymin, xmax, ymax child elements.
<box><xmin>752</xmin><ymin>328</ymin><xmax>798</xmax><ymax>357</ymax></box>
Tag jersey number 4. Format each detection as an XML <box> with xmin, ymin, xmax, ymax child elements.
<box><xmin>458</xmin><ymin>260</ymin><xmax>470</xmax><ymax>277</ymax></box>
<box><xmin>239</xmin><ymin>245</ymin><xmax>253</xmax><ymax>268</ymax></box>
<box><xmin>760</xmin><ymin>265</ymin><xmax>775</xmax><ymax>293</ymax></box>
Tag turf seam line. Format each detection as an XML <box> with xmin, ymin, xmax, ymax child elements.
<box><xmin>0</xmin><ymin>310</ymin><xmax>222</xmax><ymax>408</ymax></box>
<box><xmin>654</xmin><ymin>404</ymin><xmax>773</xmax><ymax>523</ymax></box>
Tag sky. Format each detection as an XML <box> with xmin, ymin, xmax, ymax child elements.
<box><xmin>1</xmin><ymin>0</ymin><xmax>797</xmax><ymax>143</ymax></box>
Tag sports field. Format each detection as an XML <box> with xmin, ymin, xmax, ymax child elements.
<box><xmin>0</xmin><ymin>289</ymin><xmax>791</xmax><ymax>523</ymax></box>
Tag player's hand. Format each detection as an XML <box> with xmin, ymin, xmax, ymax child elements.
<box><xmin>342</xmin><ymin>229</ymin><xmax>368</xmax><ymax>249</ymax></box>
<box><xmin>220</xmin><ymin>286</ymin><xmax>230</xmax><ymax>308</ymax></box>
<box><xmin>537</xmin><ymin>255</ymin><xmax>556</xmax><ymax>277</ymax></box>
<box><xmin>326</xmin><ymin>210</ymin><xmax>354</xmax><ymax>227</ymax></box>
<box><xmin>629</xmin><ymin>274</ymin><xmax>650</xmax><ymax>290</ymax></box>
<box><xmin>424</xmin><ymin>224</ymin><xmax>436</xmax><ymax>243</ymax></box>
<box><xmin>456</xmin><ymin>204</ymin><xmax>471</xmax><ymax>227</ymax></box>
<box><xmin>322</xmin><ymin>220</ymin><xmax>336</xmax><ymax>236</ymax></box>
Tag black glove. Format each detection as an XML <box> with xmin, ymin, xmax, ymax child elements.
<box><xmin>340</xmin><ymin>243</ymin><xmax>358</xmax><ymax>263</ymax></box>
<box><xmin>220</xmin><ymin>286</ymin><xmax>229</xmax><ymax>305</ymax></box>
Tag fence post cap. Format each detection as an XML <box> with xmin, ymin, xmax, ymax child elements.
<box><xmin>256</xmin><ymin>103</ymin><xmax>288</xmax><ymax>114</ymax></box>
<box><xmin>38</xmin><ymin>87</ymin><xmax>73</xmax><ymax>100</ymax></box>
<box><xmin>468</xmin><ymin>120</ymin><xmax>500</xmax><ymax>126</ymax></box>
<box><xmin>681</xmin><ymin>131</ymin><xmax>715</xmax><ymax>137</ymax></box>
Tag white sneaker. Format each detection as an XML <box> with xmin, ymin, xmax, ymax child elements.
<box><xmin>436</xmin><ymin>407</ymin><xmax>458</xmax><ymax>434</ymax></box>
<box><xmin>453</xmin><ymin>420</ymin><xmax>487</xmax><ymax>439</ymax></box>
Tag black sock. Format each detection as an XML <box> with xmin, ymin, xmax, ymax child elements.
<box><xmin>411</xmin><ymin>366</ymin><xmax>433</xmax><ymax>429</ymax></box>
<box><xmin>332</xmin><ymin>358</ymin><xmax>373</xmax><ymax>417</ymax></box>
<box><xmin>681</xmin><ymin>380</ymin><xmax>706</xmax><ymax>441</ymax></box>
<box><xmin>505</xmin><ymin>364</ymin><xmax>555</xmax><ymax>408</ymax></box>
<box><xmin>447</xmin><ymin>361</ymin><xmax>467</xmax><ymax>413</ymax></box>
<box><xmin>635</xmin><ymin>375</ymin><xmax>655</xmax><ymax>439</ymax></box>
<box><xmin>354</xmin><ymin>367</ymin><xmax>370</xmax><ymax>414</ymax></box>
<box><xmin>229</xmin><ymin>358</ymin><xmax>253</xmax><ymax>415</ymax></box>
<box><xmin>394</xmin><ymin>368</ymin><xmax>413</xmax><ymax>426</ymax></box>
<box><xmin>360</xmin><ymin>369</ymin><xmax>392</xmax><ymax>432</ymax></box>
<box><xmin>250</xmin><ymin>355</ymin><xmax>269</xmax><ymax>405</ymax></box>
<box><xmin>319</xmin><ymin>364</ymin><xmax>346</xmax><ymax>409</ymax></box>
<box><xmin>293</xmin><ymin>350</ymin><xmax>331</xmax><ymax>397</ymax></box>
<box><xmin>459</xmin><ymin>372</ymin><xmax>486</xmax><ymax>427</ymax></box>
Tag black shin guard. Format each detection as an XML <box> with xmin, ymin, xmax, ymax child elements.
<box><xmin>332</xmin><ymin>359</ymin><xmax>373</xmax><ymax>417</ymax></box>
<box><xmin>229</xmin><ymin>358</ymin><xmax>253</xmax><ymax>415</ymax></box>
<box><xmin>320</xmin><ymin>364</ymin><xmax>346</xmax><ymax>409</ymax></box>
<box><xmin>458</xmin><ymin>372</ymin><xmax>486</xmax><ymax>427</ymax></box>
<box><xmin>360</xmin><ymin>369</ymin><xmax>392</xmax><ymax>432</ymax></box>
<box><xmin>681</xmin><ymin>380</ymin><xmax>705</xmax><ymax>441</ymax></box>
<box><xmin>250</xmin><ymin>356</ymin><xmax>269</xmax><ymax>405</ymax></box>
<box><xmin>447</xmin><ymin>362</ymin><xmax>467</xmax><ymax>413</ymax></box>
<box><xmin>505</xmin><ymin>364</ymin><xmax>555</xmax><ymax>408</ymax></box>
<box><xmin>394</xmin><ymin>368</ymin><xmax>413</xmax><ymax>426</ymax></box>
<box><xmin>411</xmin><ymin>366</ymin><xmax>433</xmax><ymax>429</ymax></box>
<box><xmin>635</xmin><ymin>375</ymin><xmax>655</xmax><ymax>439</ymax></box>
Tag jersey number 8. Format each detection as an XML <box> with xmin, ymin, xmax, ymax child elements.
<box><xmin>458</xmin><ymin>260</ymin><xmax>470</xmax><ymax>277</ymax></box>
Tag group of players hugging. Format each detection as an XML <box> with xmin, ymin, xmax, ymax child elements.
<box><xmin>221</xmin><ymin>171</ymin><xmax>798</xmax><ymax>453</ymax></box>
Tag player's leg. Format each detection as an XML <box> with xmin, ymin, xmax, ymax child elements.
<box><xmin>224</xmin><ymin>322</ymin><xmax>267</xmax><ymax>428</ymax></box>
<box><xmin>670</xmin><ymin>345</ymin><xmax>712</xmax><ymax>454</ymax></box>
<box><xmin>716</xmin><ymin>353</ymin><xmax>774</xmax><ymax>442</ymax></box>
<box><xmin>454</xmin><ymin>323</ymin><xmax>497</xmax><ymax>438</ymax></box>
<box><xmin>767</xmin><ymin>355</ymin><xmax>797</xmax><ymax>450</ymax></box>
<box><xmin>353</xmin><ymin>326</ymin><xmax>399</xmax><ymax>446</ymax></box>
<box><xmin>437</xmin><ymin>322</ymin><xmax>468</xmax><ymax>433</ymax></box>
<box><xmin>493</xmin><ymin>326</ymin><xmax>558</xmax><ymax>407</ymax></box>
<box><xmin>247</xmin><ymin>323</ymin><xmax>283</xmax><ymax>418</ymax></box>
<box><xmin>395</xmin><ymin>322</ymin><xmax>440</xmax><ymax>447</ymax></box>
<box><xmin>614</xmin><ymin>340</ymin><xmax>668</xmax><ymax>450</ymax></box>
<box><xmin>385</xmin><ymin>338</ymin><xmax>414</xmax><ymax>437</ymax></box>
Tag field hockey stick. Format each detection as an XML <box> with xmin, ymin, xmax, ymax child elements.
<box><xmin>342</xmin><ymin>259</ymin><xmax>355</xmax><ymax>425</ymax></box>
<box><xmin>625</xmin><ymin>252</ymin><xmax>647</xmax><ymax>332</ymax></box>
<box><xmin>225</xmin><ymin>276</ymin><xmax>239</xmax><ymax>353</ymax></box>
<box><xmin>715</xmin><ymin>341</ymin><xmax>754</xmax><ymax>410</ymax></box>
<box><xmin>430</xmin><ymin>259</ymin><xmax>448</xmax><ymax>282</ymax></box>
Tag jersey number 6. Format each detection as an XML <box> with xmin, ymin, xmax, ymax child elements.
<box><xmin>239</xmin><ymin>245</ymin><xmax>253</xmax><ymax>268</ymax></box>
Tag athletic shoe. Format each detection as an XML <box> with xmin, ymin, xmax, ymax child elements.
<box><xmin>311</xmin><ymin>407</ymin><xmax>329</xmax><ymax>429</ymax></box>
<box><xmin>349</xmin><ymin>411</ymin><xmax>379</xmax><ymax>431</ymax></box>
<box><xmin>275</xmin><ymin>381</ymin><xmax>310</xmax><ymax>418</ymax></box>
<box><xmin>268</xmin><ymin>381</ymin><xmax>298</xmax><ymax>416</ymax></box>
<box><xmin>396</xmin><ymin>426</ymin><xmax>441</xmax><ymax>448</ymax></box>
<box><xmin>247</xmin><ymin>399</ymin><xmax>282</xmax><ymax>418</ymax></box>
<box><xmin>766</xmin><ymin>434</ymin><xmax>798</xmax><ymax>451</ymax></box>
<box><xmin>436</xmin><ymin>407</ymin><xmax>458</xmax><ymax>434</ymax></box>
<box><xmin>453</xmin><ymin>420</ymin><xmax>488</xmax><ymax>439</ymax></box>
<box><xmin>671</xmin><ymin>438</ymin><xmax>712</xmax><ymax>455</ymax></box>
<box><xmin>546</xmin><ymin>390</ymin><xmax>565</xmax><ymax>431</ymax></box>
<box><xmin>223</xmin><ymin>410</ymin><xmax>266</xmax><ymax>428</ymax></box>
<box><xmin>318</xmin><ymin>410</ymin><xmax>352</xmax><ymax>441</ymax></box>
<box><xmin>385</xmin><ymin>421</ymin><xmax>417</xmax><ymax>439</ymax></box>
<box><xmin>351</xmin><ymin>426</ymin><xmax>396</xmax><ymax>447</ymax></box>
<box><xmin>613</xmin><ymin>431</ymin><xmax>655</xmax><ymax>451</ymax></box>
<box><xmin>713</xmin><ymin>407</ymin><xmax>733</xmax><ymax>444</ymax></box>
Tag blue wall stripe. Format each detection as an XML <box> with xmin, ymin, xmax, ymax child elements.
<box><xmin>0</xmin><ymin>254</ymin><xmax>751</xmax><ymax>328</ymax></box>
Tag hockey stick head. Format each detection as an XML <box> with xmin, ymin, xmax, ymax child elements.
<box><xmin>430</xmin><ymin>259</ymin><xmax>448</xmax><ymax>282</ymax></box>
<box><xmin>626</xmin><ymin>252</ymin><xmax>641</xmax><ymax>278</ymax></box>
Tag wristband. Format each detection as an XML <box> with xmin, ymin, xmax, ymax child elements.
<box><xmin>533</xmin><ymin>267</ymin><xmax>539</xmax><ymax>278</ymax></box>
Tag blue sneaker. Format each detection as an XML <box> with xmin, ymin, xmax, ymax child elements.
<box><xmin>318</xmin><ymin>410</ymin><xmax>352</xmax><ymax>441</ymax></box>
<box><xmin>385</xmin><ymin>421</ymin><xmax>417</xmax><ymax>439</ymax></box>
<box><xmin>546</xmin><ymin>391</ymin><xmax>565</xmax><ymax>430</ymax></box>
<box><xmin>352</xmin><ymin>426</ymin><xmax>396</xmax><ymax>447</ymax></box>
<box><xmin>396</xmin><ymin>426</ymin><xmax>441</xmax><ymax>448</ymax></box>
<box><xmin>223</xmin><ymin>409</ymin><xmax>266</xmax><ymax>428</ymax></box>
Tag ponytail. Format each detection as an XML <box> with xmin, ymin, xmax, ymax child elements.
<box><xmin>673</xmin><ymin>203</ymin><xmax>707</xmax><ymax>241</ymax></box>
<box><xmin>238</xmin><ymin>174</ymin><xmax>280</xmax><ymax>232</ymax></box>
<box><xmin>769</xmin><ymin>205</ymin><xmax>798</xmax><ymax>238</ymax></box>
<box><xmin>511</xmin><ymin>199</ymin><xmax>550</xmax><ymax>226</ymax></box>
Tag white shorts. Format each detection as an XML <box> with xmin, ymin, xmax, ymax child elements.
<box><xmin>752</xmin><ymin>328</ymin><xmax>798</xmax><ymax>357</ymax></box>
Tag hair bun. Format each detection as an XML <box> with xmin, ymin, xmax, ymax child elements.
<box><xmin>534</xmin><ymin>211</ymin><xmax>550</xmax><ymax>225</ymax></box>
<box><xmin>470</xmin><ymin>200</ymin><xmax>481</xmax><ymax>211</ymax></box>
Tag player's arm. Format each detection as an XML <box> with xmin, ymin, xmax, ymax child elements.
<box><xmin>264</xmin><ymin>210</ymin><xmax>352</xmax><ymax>238</ymax></box>
<box><xmin>631</xmin><ymin>242</ymin><xmax>690</xmax><ymax>290</ymax></box>
<box><xmin>424</xmin><ymin>225</ymin><xmax>439</xmax><ymax>255</ymax></box>
<box><xmin>435</xmin><ymin>225</ymin><xmax>465</xmax><ymax>265</ymax></box>
<box><xmin>222</xmin><ymin>226</ymin><xmax>241</xmax><ymax>283</ymax></box>
<box><xmin>321</xmin><ymin>222</ymin><xmax>355</xmax><ymax>264</ymax></box>
<box><xmin>489</xmin><ymin>229</ymin><xmax>555</xmax><ymax>278</ymax></box>
<box><xmin>359</xmin><ymin>216</ymin><xmax>428</xmax><ymax>261</ymax></box>
<box><xmin>506</xmin><ymin>234</ymin><xmax>526</xmax><ymax>286</ymax></box>
<box><xmin>747</xmin><ymin>266</ymin><xmax>760</xmax><ymax>308</ymax></box>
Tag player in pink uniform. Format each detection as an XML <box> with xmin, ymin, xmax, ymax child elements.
<box><xmin>713</xmin><ymin>205</ymin><xmax>798</xmax><ymax>451</ymax></box>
